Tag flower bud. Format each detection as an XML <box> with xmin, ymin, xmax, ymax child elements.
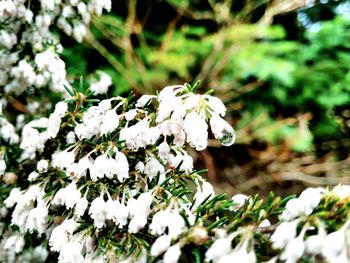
<box><xmin>2</xmin><ymin>172</ymin><xmax>18</xmax><ymax>184</ymax></box>
<box><xmin>37</xmin><ymin>159</ymin><xmax>49</xmax><ymax>173</ymax></box>
<box><xmin>190</xmin><ymin>225</ymin><xmax>208</xmax><ymax>245</ymax></box>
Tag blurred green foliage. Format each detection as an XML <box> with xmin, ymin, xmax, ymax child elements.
<box><xmin>62</xmin><ymin>0</ymin><xmax>350</xmax><ymax>154</ymax></box>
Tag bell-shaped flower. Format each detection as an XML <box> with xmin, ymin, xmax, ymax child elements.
<box><xmin>150</xmin><ymin>235</ymin><xmax>172</xmax><ymax>257</ymax></box>
<box><xmin>280</xmin><ymin>236</ymin><xmax>305</xmax><ymax>263</ymax></box>
<box><xmin>183</xmin><ymin>112</ymin><xmax>208</xmax><ymax>151</ymax></box>
<box><xmin>163</xmin><ymin>244</ymin><xmax>181</xmax><ymax>263</ymax></box>
<box><xmin>49</xmin><ymin>219</ymin><xmax>78</xmax><ymax>252</ymax></box>
<box><xmin>89</xmin><ymin>195</ymin><xmax>107</xmax><ymax>229</ymax></box>
<box><xmin>205</xmin><ymin>237</ymin><xmax>233</xmax><ymax>262</ymax></box>
<box><xmin>100</xmin><ymin>109</ymin><xmax>119</xmax><ymax>135</ymax></box>
<box><xmin>270</xmin><ymin>220</ymin><xmax>298</xmax><ymax>250</ymax></box>
<box><xmin>144</xmin><ymin>156</ymin><xmax>165</xmax><ymax>180</ymax></box>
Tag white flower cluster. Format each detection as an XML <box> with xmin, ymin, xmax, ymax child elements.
<box><xmin>0</xmin><ymin>0</ymin><xmax>111</xmax><ymax>95</ymax></box>
<box><xmin>19</xmin><ymin>101</ymin><xmax>68</xmax><ymax>160</ymax></box>
<box><xmin>1</xmin><ymin>84</ymin><xmax>237</xmax><ymax>262</ymax></box>
<box><xmin>0</xmin><ymin>102</ymin><xmax>19</xmax><ymax>146</ymax></box>
<box><xmin>89</xmin><ymin>71</ymin><xmax>113</xmax><ymax>95</ymax></box>
<box><xmin>1</xmin><ymin>6</ymin><xmax>350</xmax><ymax>259</ymax></box>
<box><xmin>2</xmin><ymin>84</ymin><xmax>350</xmax><ymax>263</ymax></box>
<box><xmin>280</xmin><ymin>187</ymin><xmax>324</xmax><ymax>221</ymax></box>
<box><xmin>270</xmin><ymin>185</ymin><xmax>350</xmax><ymax>263</ymax></box>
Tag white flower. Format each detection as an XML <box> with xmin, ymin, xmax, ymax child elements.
<box><xmin>231</xmin><ymin>194</ymin><xmax>249</xmax><ymax>211</ymax></box>
<box><xmin>75</xmin><ymin>124</ymin><xmax>88</xmax><ymax>140</ymax></box>
<box><xmin>49</xmin><ymin>219</ymin><xmax>78</xmax><ymax>252</ymax></box>
<box><xmin>206</xmin><ymin>95</ymin><xmax>227</xmax><ymax>117</ymax></box>
<box><xmin>281</xmin><ymin>187</ymin><xmax>324</xmax><ymax>221</ymax></box>
<box><xmin>179</xmin><ymin>152</ymin><xmax>194</xmax><ymax>172</ymax></box>
<box><xmin>149</xmin><ymin>208</ymin><xmax>185</xmax><ymax>238</ymax></box>
<box><xmin>100</xmin><ymin>110</ymin><xmax>119</xmax><ymax>135</ymax></box>
<box><xmin>205</xmin><ymin>237</ymin><xmax>232</xmax><ymax>262</ymax></box>
<box><xmin>280</xmin><ymin>236</ymin><xmax>305</xmax><ymax>263</ymax></box>
<box><xmin>0</xmin><ymin>29</ymin><xmax>17</xmax><ymax>49</ymax></box>
<box><xmin>52</xmin><ymin>150</ymin><xmax>75</xmax><ymax>169</ymax></box>
<box><xmin>270</xmin><ymin>220</ymin><xmax>298</xmax><ymax>249</ymax></box>
<box><xmin>212</xmin><ymin>229</ymin><xmax>227</xmax><ymax>239</ymax></box>
<box><xmin>47</xmin><ymin>113</ymin><xmax>62</xmax><ymax>138</ymax></box>
<box><xmin>1</xmin><ymin>121</ymin><xmax>19</xmax><ymax>144</ymax></box>
<box><xmin>41</xmin><ymin>0</ymin><xmax>55</xmax><ymax>11</ymax></box>
<box><xmin>173</xmin><ymin>130</ymin><xmax>186</xmax><ymax>147</ymax></box>
<box><xmin>114</xmin><ymin>151</ymin><xmax>129</xmax><ymax>182</ymax></box>
<box><xmin>135</xmin><ymin>161</ymin><xmax>145</xmax><ymax>173</ymax></box>
<box><xmin>4</xmin><ymin>187</ymin><xmax>22</xmax><ymax>207</ymax></box>
<box><xmin>75</xmin><ymin>197</ymin><xmax>89</xmax><ymax>217</ymax></box>
<box><xmin>87</xmin><ymin>0</ymin><xmax>112</xmax><ymax>16</ymax></box>
<box><xmin>150</xmin><ymin>235</ymin><xmax>172</xmax><ymax>257</ymax></box>
<box><xmin>25</xmin><ymin>205</ymin><xmax>49</xmax><ymax>234</ymax></box>
<box><xmin>305</xmin><ymin>234</ymin><xmax>324</xmax><ymax>255</ymax></box>
<box><xmin>209</xmin><ymin>113</ymin><xmax>235</xmax><ymax>147</ymax></box>
<box><xmin>0</xmin><ymin>206</ymin><xmax>7</xmax><ymax>218</ymax></box>
<box><xmin>167</xmin><ymin>211</ymin><xmax>186</xmax><ymax>239</ymax></box>
<box><xmin>4</xmin><ymin>234</ymin><xmax>25</xmax><ymax>253</ymax></box>
<box><xmin>298</xmin><ymin>187</ymin><xmax>324</xmax><ymax>215</ymax></box>
<box><xmin>128</xmin><ymin>214</ymin><xmax>148</xmax><ymax>234</ymax></box>
<box><xmin>54</xmin><ymin>102</ymin><xmax>68</xmax><ymax>117</ymax></box>
<box><xmin>105</xmin><ymin>199</ymin><xmax>128</xmax><ymax>227</ymax></box>
<box><xmin>73</xmin><ymin>24</ymin><xmax>87</xmax><ymax>43</ymax></box>
<box><xmin>158</xmin><ymin>141</ymin><xmax>171</xmax><ymax>160</ymax></box>
<box><xmin>127</xmin><ymin>192</ymin><xmax>153</xmax><ymax>233</ymax></box>
<box><xmin>170</xmin><ymin>111</ymin><xmax>185</xmax><ymax>134</ymax></box>
<box><xmin>125</xmin><ymin>109</ymin><xmax>137</xmax><ymax>121</ymax></box>
<box><xmin>32</xmin><ymin>246</ymin><xmax>49</xmax><ymax>262</ymax></box>
<box><xmin>25</xmin><ymin>185</ymin><xmax>42</xmax><ymax>201</ymax></box>
<box><xmin>168</xmin><ymin>151</ymin><xmax>194</xmax><ymax>172</ymax></box>
<box><xmin>90</xmin><ymin>71</ymin><xmax>112</xmax><ymax>95</ymax></box>
<box><xmin>150</xmin><ymin>210</ymin><xmax>170</xmax><ymax>235</ymax></box>
<box><xmin>322</xmin><ymin>229</ymin><xmax>346</xmax><ymax>260</ymax></box>
<box><xmin>66</xmin><ymin>131</ymin><xmax>76</xmax><ymax>144</ymax></box>
<box><xmin>98</xmin><ymin>99</ymin><xmax>112</xmax><ymax>111</ymax></box>
<box><xmin>328</xmin><ymin>250</ymin><xmax>350</xmax><ymax>263</ymax></box>
<box><xmin>332</xmin><ymin>184</ymin><xmax>350</xmax><ymax>199</ymax></box>
<box><xmin>136</xmin><ymin>95</ymin><xmax>155</xmax><ymax>107</ymax></box>
<box><xmin>89</xmin><ymin>196</ymin><xmax>107</xmax><ymax>229</ymax></box>
<box><xmin>159</xmin><ymin>120</ymin><xmax>173</xmax><ymax>136</ymax></box>
<box><xmin>280</xmin><ymin>198</ymin><xmax>304</xmax><ymax>221</ymax></box>
<box><xmin>183</xmin><ymin>112</ymin><xmax>208</xmax><ymax>151</ymax></box>
<box><xmin>193</xmin><ymin>181</ymin><xmax>215</xmax><ymax>208</ymax></box>
<box><xmin>183</xmin><ymin>94</ymin><xmax>200</xmax><ymax>110</ymax></box>
<box><xmin>163</xmin><ymin>244</ymin><xmax>181</xmax><ymax>263</ymax></box>
<box><xmin>37</xmin><ymin>159</ymin><xmax>48</xmax><ymax>173</ymax></box>
<box><xmin>0</xmin><ymin>158</ymin><xmax>6</xmax><ymax>175</ymax></box>
<box><xmin>120</xmin><ymin>120</ymin><xmax>160</xmax><ymax>150</ymax></box>
<box><xmin>0</xmin><ymin>1</ymin><xmax>16</xmax><ymax>17</ymax></box>
<box><xmin>128</xmin><ymin>192</ymin><xmax>153</xmax><ymax>216</ymax></box>
<box><xmin>156</xmin><ymin>91</ymin><xmax>180</xmax><ymax>123</ymax></box>
<box><xmin>144</xmin><ymin>156</ymin><xmax>165</xmax><ymax>180</ymax></box>
<box><xmin>89</xmin><ymin>154</ymin><xmax>115</xmax><ymax>181</ymax></box>
<box><xmin>67</xmin><ymin>157</ymin><xmax>91</xmax><ymax>178</ymax></box>
<box><xmin>58</xmin><ymin>241</ymin><xmax>84</xmax><ymax>263</ymax></box>
<box><xmin>53</xmin><ymin>182</ymin><xmax>81</xmax><ymax>209</ymax></box>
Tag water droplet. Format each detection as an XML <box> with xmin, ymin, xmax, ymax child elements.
<box><xmin>219</xmin><ymin>126</ymin><xmax>236</xmax><ymax>146</ymax></box>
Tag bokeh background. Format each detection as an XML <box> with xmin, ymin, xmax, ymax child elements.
<box><xmin>62</xmin><ymin>0</ymin><xmax>350</xmax><ymax>198</ymax></box>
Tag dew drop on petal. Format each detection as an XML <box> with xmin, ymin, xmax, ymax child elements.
<box><xmin>219</xmin><ymin>126</ymin><xmax>236</xmax><ymax>146</ymax></box>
